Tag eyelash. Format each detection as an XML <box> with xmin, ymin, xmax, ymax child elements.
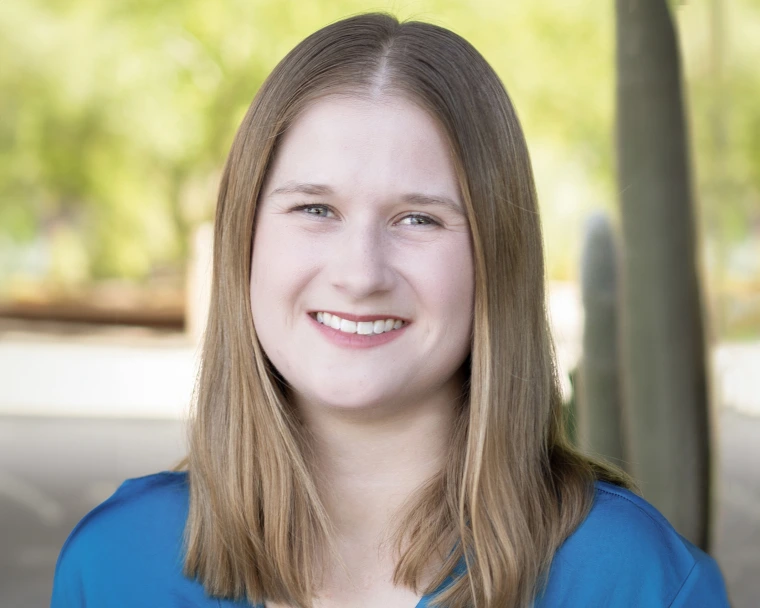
<box><xmin>290</xmin><ymin>204</ymin><xmax>441</xmax><ymax>227</ymax></box>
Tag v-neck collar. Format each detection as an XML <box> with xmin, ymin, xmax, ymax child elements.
<box><xmin>248</xmin><ymin>555</ymin><xmax>466</xmax><ymax>608</ymax></box>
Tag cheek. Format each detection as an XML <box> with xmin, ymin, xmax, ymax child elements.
<box><xmin>250</xmin><ymin>221</ymin><xmax>292</xmax><ymax>329</ymax></box>
<box><xmin>418</xmin><ymin>237</ymin><xmax>474</xmax><ymax>318</ymax></box>
<box><xmin>251</xmin><ymin>221</ymin><xmax>306</xmax><ymax>296</ymax></box>
<box><xmin>250</xmin><ymin>220</ymin><xmax>322</xmax><ymax>341</ymax></box>
<box><xmin>250</xmin><ymin>224</ymin><xmax>299</xmax><ymax>378</ymax></box>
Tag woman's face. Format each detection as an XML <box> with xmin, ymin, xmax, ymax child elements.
<box><xmin>250</xmin><ymin>95</ymin><xmax>474</xmax><ymax>416</ymax></box>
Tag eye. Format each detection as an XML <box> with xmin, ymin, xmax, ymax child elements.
<box><xmin>397</xmin><ymin>213</ymin><xmax>440</xmax><ymax>227</ymax></box>
<box><xmin>291</xmin><ymin>204</ymin><xmax>333</xmax><ymax>218</ymax></box>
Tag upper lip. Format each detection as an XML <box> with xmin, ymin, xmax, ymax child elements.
<box><xmin>310</xmin><ymin>310</ymin><xmax>410</xmax><ymax>323</ymax></box>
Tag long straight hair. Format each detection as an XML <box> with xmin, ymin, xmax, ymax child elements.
<box><xmin>182</xmin><ymin>12</ymin><xmax>634</xmax><ymax>608</ymax></box>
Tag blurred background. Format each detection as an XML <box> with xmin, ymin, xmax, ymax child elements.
<box><xmin>0</xmin><ymin>0</ymin><xmax>757</xmax><ymax>606</ymax></box>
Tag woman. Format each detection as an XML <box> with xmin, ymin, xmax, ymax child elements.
<box><xmin>51</xmin><ymin>13</ymin><xmax>730</xmax><ymax>608</ymax></box>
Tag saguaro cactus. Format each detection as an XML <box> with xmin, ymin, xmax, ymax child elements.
<box><xmin>577</xmin><ymin>212</ymin><xmax>626</xmax><ymax>469</ymax></box>
<box><xmin>615</xmin><ymin>0</ymin><xmax>712</xmax><ymax>548</ymax></box>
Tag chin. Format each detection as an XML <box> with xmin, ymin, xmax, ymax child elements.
<box><xmin>318</xmin><ymin>393</ymin><xmax>390</xmax><ymax>412</ymax></box>
<box><xmin>303</xmin><ymin>384</ymin><xmax>403</xmax><ymax>413</ymax></box>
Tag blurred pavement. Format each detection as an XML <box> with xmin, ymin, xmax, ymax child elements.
<box><xmin>0</xmin><ymin>320</ymin><xmax>197</xmax><ymax>419</ymax></box>
<box><xmin>0</xmin><ymin>417</ymin><xmax>186</xmax><ymax>608</ymax></box>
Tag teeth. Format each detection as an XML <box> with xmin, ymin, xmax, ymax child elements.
<box><xmin>340</xmin><ymin>319</ymin><xmax>357</xmax><ymax>333</ymax></box>
<box><xmin>313</xmin><ymin>312</ymin><xmax>406</xmax><ymax>335</ymax></box>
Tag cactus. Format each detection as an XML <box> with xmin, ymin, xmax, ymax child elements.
<box><xmin>615</xmin><ymin>0</ymin><xmax>712</xmax><ymax>549</ymax></box>
<box><xmin>577</xmin><ymin>212</ymin><xmax>626</xmax><ymax>469</ymax></box>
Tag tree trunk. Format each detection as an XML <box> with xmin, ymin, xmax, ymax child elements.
<box><xmin>615</xmin><ymin>0</ymin><xmax>713</xmax><ymax>549</ymax></box>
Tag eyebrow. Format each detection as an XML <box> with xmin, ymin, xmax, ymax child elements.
<box><xmin>267</xmin><ymin>181</ymin><xmax>465</xmax><ymax>216</ymax></box>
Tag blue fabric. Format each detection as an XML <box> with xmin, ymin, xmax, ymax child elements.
<box><xmin>51</xmin><ymin>471</ymin><xmax>730</xmax><ymax>607</ymax></box>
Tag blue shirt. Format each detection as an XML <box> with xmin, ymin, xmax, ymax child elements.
<box><xmin>51</xmin><ymin>471</ymin><xmax>730</xmax><ymax>607</ymax></box>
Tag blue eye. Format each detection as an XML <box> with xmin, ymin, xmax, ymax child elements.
<box><xmin>292</xmin><ymin>204</ymin><xmax>332</xmax><ymax>217</ymax></box>
<box><xmin>398</xmin><ymin>214</ymin><xmax>439</xmax><ymax>227</ymax></box>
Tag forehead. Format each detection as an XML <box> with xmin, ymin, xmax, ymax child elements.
<box><xmin>264</xmin><ymin>95</ymin><xmax>461</xmax><ymax>200</ymax></box>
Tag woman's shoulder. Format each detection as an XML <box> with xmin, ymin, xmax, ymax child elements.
<box><xmin>536</xmin><ymin>480</ymin><xmax>730</xmax><ymax>607</ymax></box>
<box><xmin>59</xmin><ymin>470</ymin><xmax>190</xmax><ymax>553</ymax></box>
<box><xmin>581</xmin><ymin>480</ymin><xmax>696</xmax><ymax>557</ymax></box>
<box><xmin>50</xmin><ymin>470</ymin><xmax>223</xmax><ymax>607</ymax></box>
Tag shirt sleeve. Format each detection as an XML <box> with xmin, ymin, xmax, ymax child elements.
<box><xmin>50</xmin><ymin>529</ymin><xmax>86</xmax><ymax>607</ymax></box>
<box><xmin>48</xmin><ymin>479</ymin><xmax>137</xmax><ymax>607</ymax></box>
<box><xmin>668</xmin><ymin>553</ymin><xmax>731</xmax><ymax>608</ymax></box>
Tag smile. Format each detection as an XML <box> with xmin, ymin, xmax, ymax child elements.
<box><xmin>311</xmin><ymin>312</ymin><xmax>407</xmax><ymax>335</ymax></box>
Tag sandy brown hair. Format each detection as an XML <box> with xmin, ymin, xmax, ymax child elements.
<box><xmin>182</xmin><ymin>12</ymin><xmax>635</xmax><ymax>608</ymax></box>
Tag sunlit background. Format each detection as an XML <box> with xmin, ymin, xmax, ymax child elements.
<box><xmin>0</xmin><ymin>1</ymin><xmax>758</xmax><ymax>607</ymax></box>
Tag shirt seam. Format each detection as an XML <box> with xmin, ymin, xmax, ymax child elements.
<box><xmin>666</xmin><ymin>558</ymin><xmax>701</xmax><ymax>607</ymax></box>
<box><xmin>596</xmin><ymin>484</ymin><xmax>702</xmax><ymax>606</ymax></box>
<box><xmin>595</xmin><ymin>485</ymin><xmax>678</xmax><ymax>533</ymax></box>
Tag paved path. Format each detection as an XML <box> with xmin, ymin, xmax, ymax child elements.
<box><xmin>712</xmin><ymin>409</ymin><xmax>760</xmax><ymax>607</ymax></box>
<box><xmin>0</xmin><ymin>412</ymin><xmax>758</xmax><ymax>607</ymax></box>
<box><xmin>0</xmin><ymin>320</ymin><xmax>197</xmax><ymax>419</ymax></box>
<box><xmin>0</xmin><ymin>418</ymin><xmax>185</xmax><ymax>607</ymax></box>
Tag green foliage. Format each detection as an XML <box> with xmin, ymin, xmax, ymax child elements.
<box><xmin>0</xmin><ymin>0</ymin><xmax>757</xmax><ymax>295</ymax></box>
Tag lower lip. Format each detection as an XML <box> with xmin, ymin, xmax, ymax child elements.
<box><xmin>308</xmin><ymin>314</ymin><xmax>409</xmax><ymax>349</ymax></box>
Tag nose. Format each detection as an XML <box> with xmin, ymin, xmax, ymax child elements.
<box><xmin>327</xmin><ymin>219</ymin><xmax>395</xmax><ymax>299</ymax></box>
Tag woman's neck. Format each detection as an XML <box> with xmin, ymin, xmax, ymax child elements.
<box><xmin>297</xmin><ymin>386</ymin><xmax>460</xmax><ymax>548</ymax></box>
